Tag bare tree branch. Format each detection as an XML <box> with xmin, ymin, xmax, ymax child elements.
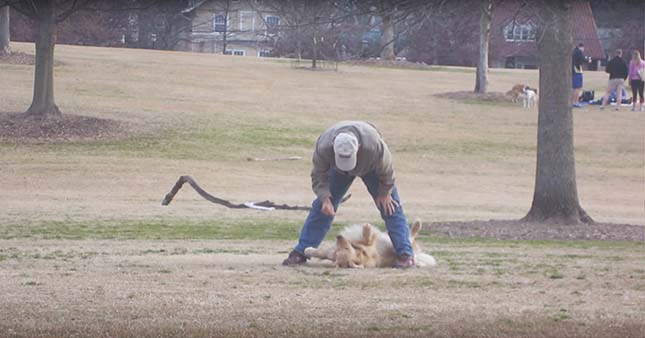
<box><xmin>162</xmin><ymin>175</ymin><xmax>351</xmax><ymax>211</ymax></box>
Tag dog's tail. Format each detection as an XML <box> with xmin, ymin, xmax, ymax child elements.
<box><xmin>415</xmin><ymin>253</ymin><xmax>437</xmax><ymax>267</ymax></box>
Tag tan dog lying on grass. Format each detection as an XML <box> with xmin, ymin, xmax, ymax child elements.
<box><xmin>304</xmin><ymin>221</ymin><xmax>436</xmax><ymax>268</ymax></box>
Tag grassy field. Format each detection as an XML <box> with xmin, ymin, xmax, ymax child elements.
<box><xmin>0</xmin><ymin>42</ymin><xmax>643</xmax><ymax>337</ymax></box>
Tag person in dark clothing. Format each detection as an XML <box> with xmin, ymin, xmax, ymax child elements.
<box><xmin>571</xmin><ymin>43</ymin><xmax>587</xmax><ymax>108</ymax></box>
<box><xmin>601</xmin><ymin>49</ymin><xmax>629</xmax><ymax>110</ymax></box>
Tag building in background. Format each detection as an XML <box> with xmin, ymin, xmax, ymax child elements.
<box><xmin>490</xmin><ymin>1</ymin><xmax>604</xmax><ymax>70</ymax></box>
<box><xmin>176</xmin><ymin>0</ymin><xmax>280</xmax><ymax>57</ymax></box>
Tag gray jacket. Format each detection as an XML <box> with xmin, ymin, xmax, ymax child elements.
<box><xmin>311</xmin><ymin>121</ymin><xmax>395</xmax><ymax>201</ymax></box>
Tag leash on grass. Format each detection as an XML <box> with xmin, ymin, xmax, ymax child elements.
<box><xmin>161</xmin><ymin>175</ymin><xmax>351</xmax><ymax>211</ymax></box>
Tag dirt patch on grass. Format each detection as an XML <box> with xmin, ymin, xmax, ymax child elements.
<box><xmin>0</xmin><ymin>52</ymin><xmax>36</xmax><ymax>65</ymax></box>
<box><xmin>0</xmin><ymin>52</ymin><xmax>65</xmax><ymax>67</ymax></box>
<box><xmin>425</xmin><ymin>220</ymin><xmax>644</xmax><ymax>241</ymax></box>
<box><xmin>434</xmin><ymin>91</ymin><xmax>514</xmax><ymax>104</ymax></box>
<box><xmin>0</xmin><ymin>113</ymin><xmax>134</xmax><ymax>143</ymax></box>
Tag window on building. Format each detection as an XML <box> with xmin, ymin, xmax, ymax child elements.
<box><xmin>213</xmin><ymin>14</ymin><xmax>226</xmax><ymax>33</ymax></box>
<box><xmin>224</xmin><ymin>49</ymin><xmax>246</xmax><ymax>56</ymax></box>
<box><xmin>504</xmin><ymin>21</ymin><xmax>536</xmax><ymax>42</ymax></box>
<box><xmin>265</xmin><ymin>15</ymin><xmax>280</xmax><ymax>34</ymax></box>
<box><xmin>258</xmin><ymin>50</ymin><xmax>271</xmax><ymax>57</ymax></box>
<box><xmin>240</xmin><ymin>11</ymin><xmax>255</xmax><ymax>31</ymax></box>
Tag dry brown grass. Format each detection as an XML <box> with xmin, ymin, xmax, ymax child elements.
<box><xmin>0</xmin><ymin>43</ymin><xmax>642</xmax><ymax>226</ymax></box>
<box><xmin>0</xmin><ymin>43</ymin><xmax>643</xmax><ymax>337</ymax></box>
<box><xmin>0</xmin><ymin>239</ymin><xmax>643</xmax><ymax>338</ymax></box>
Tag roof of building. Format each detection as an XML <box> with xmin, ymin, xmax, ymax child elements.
<box><xmin>182</xmin><ymin>0</ymin><xmax>208</xmax><ymax>14</ymax></box>
<box><xmin>490</xmin><ymin>1</ymin><xmax>605</xmax><ymax>60</ymax></box>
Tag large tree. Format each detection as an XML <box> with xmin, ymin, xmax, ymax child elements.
<box><xmin>522</xmin><ymin>0</ymin><xmax>593</xmax><ymax>225</ymax></box>
<box><xmin>379</xmin><ymin>0</ymin><xmax>395</xmax><ymax>60</ymax></box>
<box><xmin>0</xmin><ymin>5</ymin><xmax>9</xmax><ymax>55</ymax></box>
<box><xmin>3</xmin><ymin>0</ymin><xmax>151</xmax><ymax>118</ymax></box>
<box><xmin>9</xmin><ymin>0</ymin><xmax>64</xmax><ymax>117</ymax></box>
<box><xmin>474</xmin><ymin>0</ymin><xmax>492</xmax><ymax>93</ymax></box>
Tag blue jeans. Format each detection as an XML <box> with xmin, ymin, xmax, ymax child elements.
<box><xmin>294</xmin><ymin>169</ymin><xmax>413</xmax><ymax>257</ymax></box>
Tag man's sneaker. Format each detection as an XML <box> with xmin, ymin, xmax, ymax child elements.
<box><xmin>282</xmin><ymin>250</ymin><xmax>308</xmax><ymax>266</ymax></box>
<box><xmin>393</xmin><ymin>254</ymin><xmax>416</xmax><ymax>269</ymax></box>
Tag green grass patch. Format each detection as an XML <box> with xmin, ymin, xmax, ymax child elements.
<box><xmin>548</xmin><ymin>271</ymin><xmax>565</xmax><ymax>279</ymax></box>
<box><xmin>0</xmin><ymin>219</ymin><xmax>350</xmax><ymax>241</ymax></box>
<box><xmin>191</xmin><ymin>248</ymin><xmax>258</xmax><ymax>255</ymax></box>
<box><xmin>390</xmin><ymin>138</ymin><xmax>533</xmax><ymax>157</ymax></box>
<box><xmin>447</xmin><ymin>279</ymin><xmax>482</xmax><ymax>288</ymax></box>
<box><xmin>417</xmin><ymin>235</ymin><xmax>645</xmax><ymax>251</ymax></box>
<box><xmin>552</xmin><ymin>309</ymin><xmax>572</xmax><ymax>322</ymax></box>
<box><xmin>2</xmin><ymin>123</ymin><xmax>319</xmax><ymax>161</ymax></box>
<box><xmin>0</xmin><ymin>248</ymin><xmax>99</xmax><ymax>261</ymax></box>
<box><xmin>2</xmin><ymin>220</ymin><xmax>643</xmax><ymax>253</ymax></box>
<box><xmin>556</xmin><ymin>254</ymin><xmax>595</xmax><ymax>260</ymax></box>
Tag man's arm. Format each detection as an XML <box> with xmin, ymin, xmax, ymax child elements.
<box><xmin>373</xmin><ymin>141</ymin><xmax>399</xmax><ymax>215</ymax></box>
<box><xmin>376</xmin><ymin>142</ymin><xmax>395</xmax><ymax>197</ymax></box>
<box><xmin>311</xmin><ymin>146</ymin><xmax>332</xmax><ymax>201</ymax></box>
<box><xmin>605</xmin><ymin>59</ymin><xmax>612</xmax><ymax>74</ymax></box>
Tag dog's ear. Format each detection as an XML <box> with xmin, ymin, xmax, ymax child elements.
<box><xmin>336</xmin><ymin>235</ymin><xmax>352</xmax><ymax>249</ymax></box>
<box><xmin>368</xmin><ymin>231</ymin><xmax>377</xmax><ymax>246</ymax></box>
<box><xmin>410</xmin><ymin>220</ymin><xmax>422</xmax><ymax>238</ymax></box>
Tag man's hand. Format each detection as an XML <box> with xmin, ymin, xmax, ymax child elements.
<box><xmin>376</xmin><ymin>194</ymin><xmax>399</xmax><ymax>216</ymax></box>
<box><xmin>321</xmin><ymin>197</ymin><xmax>335</xmax><ymax>216</ymax></box>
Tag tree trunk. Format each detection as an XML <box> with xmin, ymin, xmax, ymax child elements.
<box><xmin>222</xmin><ymin>0</ymin><xmax>229</xmax><ymax>54</ymax></box>
<box><xmin>0</xmin><ymin>6</ymin><xmax>9</xmax><ymax>56</ymax></box>
<box><xmin>312</xmin><ymin>35</ymin><xmax>318</xmax><ymax>68</ymax></box>
<box><xmin>474</xmin><ymin>0</ymin><xmax>492</xmax><ymax>93</ymax></box>
<box><xmin>25</xmin><ymin>1</ymin><xmax>61</xmax><ymax>118</ymax></box>
<box><xmin>295</xmin><ymin>29</ymin><xmax>302</xmax><ymax>60</ymax></box>
<box><xmin>222</xmin><ymin>21</ymin><xmax>228</xmax><ymax>54</ymax></box>
<box><xmin>380</xmin><ymin>1</ymin><xmax>395</xmax><ymax>60</ymax></box>
<box><xmin>522</xmin><ymin>1</ymin><xmax>593</xmax><ymax>225</ymax></box>
<box><xmin>430</xmin><ymin>21</ymin><xmax>439</xmax><ymax>65</ymax></box>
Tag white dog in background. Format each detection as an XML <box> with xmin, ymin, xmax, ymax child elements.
<box><xmin>519</xmin><ymin>87</ymin><xmax>537</xmax><ymax>108</ymax></box>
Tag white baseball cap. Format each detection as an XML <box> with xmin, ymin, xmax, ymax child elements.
<box><xmin>333</xmin><ymin>132</ymin><xmax>358</xmax><ymax>171</ymax></box>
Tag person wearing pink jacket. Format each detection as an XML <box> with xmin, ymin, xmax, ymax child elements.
<box><xmin>628</xmin><ymin>50</ymin><xmax>645</xmax><ymax>112</ymax></box>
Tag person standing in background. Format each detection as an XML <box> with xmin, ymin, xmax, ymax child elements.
<box><xmin>601</xmin><ymin>49</ymin><xmax>629</xmax><ymax>111</ymax></box>
<box><xmin>628</xmin><ymin>50</ymin><xmax>645</xmax><ymax>112</ymax></box>
<box><xmin>571</xmin><ymin>43</ymin><xmax>587</xmax><ymax>108</ymax></box>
